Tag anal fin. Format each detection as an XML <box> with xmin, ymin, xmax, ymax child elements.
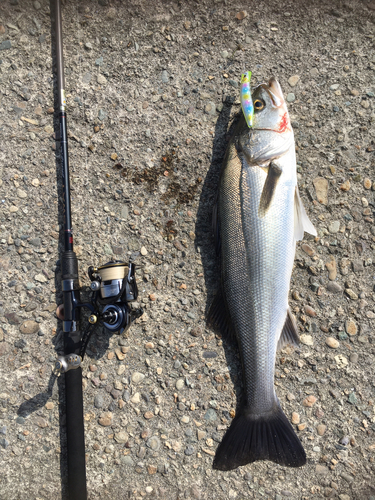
<box><xmin>294</xmin><ymin>185</ymin><xmax>317</xmax><ymax>241</ymax></box>
<box><xmin>277</xmin><ymin>308</ymin><xmax>300</xmax><ymax>350</ymax></box>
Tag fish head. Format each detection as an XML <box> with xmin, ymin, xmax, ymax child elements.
<box><xmin>252</xmin><ymin>78</ymin><xmax>291</xmax><ymax>134</ymax></box>
<box><xmin>237</xmin><ymin>77</ymin><xmax>294</xmax><ymax>164</ymax></box>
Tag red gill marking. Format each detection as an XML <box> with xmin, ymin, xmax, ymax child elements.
<box><xmin>278</xmin><ymin>112</ymin><xmax>289</xmax><ymax>133</ymax></box>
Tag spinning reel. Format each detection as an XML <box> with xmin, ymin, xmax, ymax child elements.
<box><xmin>55</xmin><ymin>260</ymin><xmax>143</xmax><ymax>374</ymax></box>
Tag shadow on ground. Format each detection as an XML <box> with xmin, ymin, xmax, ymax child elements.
<box><xmin>194</xmin><ymin>98</ymin><xmax>247</xmax><ymax>428</ymax></box>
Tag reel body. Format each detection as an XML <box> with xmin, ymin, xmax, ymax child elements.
<box><xmin>56</xmin><ymin>260</ymin><xmax>142</xmax><ymax>373</ymax></box>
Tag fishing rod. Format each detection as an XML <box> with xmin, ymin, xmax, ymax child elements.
<box><xmin>53</xmin><ymin>1</ymin><xmax>143</xmax><ymax>497</ymax></box>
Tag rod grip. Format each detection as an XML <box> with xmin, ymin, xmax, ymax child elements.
<box><xmin>62</xmin><ymin>250</ymin><xmax>79</xmax><ymax>280</ymax></box>
<box><xmin>65</xmin><ymin>368</ymin><xmax>87</xmax><ymax>500</ymax></box>
<box><xmin>61</xmin><ymin>250</ymin><xmax>81</xmax><ymax>352</ymax></box>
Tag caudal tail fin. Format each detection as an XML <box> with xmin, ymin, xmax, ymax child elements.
<box><xmin>213</xmin><ymin>403</ymin><xmax>306</xmax><ymax>471</ymax></box>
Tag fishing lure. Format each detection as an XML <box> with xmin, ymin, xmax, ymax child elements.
<box><xmin>240</xmin><ymin>71</ymin><xmax>253</xmax><ymax>128</ymax></box>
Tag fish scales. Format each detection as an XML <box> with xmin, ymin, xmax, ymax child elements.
<box><xmin>210</xmin><ymin>77</ymin><xmax>317</xmax><ymax>471</ymax></box>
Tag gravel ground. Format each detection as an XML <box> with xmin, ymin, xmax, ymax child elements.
<box><xmin>1</xmin><ymin>0</ymin><xmax>375</xmax><ymax>499</ymax></box>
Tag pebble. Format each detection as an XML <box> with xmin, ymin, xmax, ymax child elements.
<box><xmin>204</xmin><ymin>409</ymin><xmax>217</xmax><ymax>422</ymax></box>
<box><xmin>327</xmin><ymin>282</ymin><xmax>342</xmax><ymax>293</ymax></box>
<box><xmin>363</xmin><ymin>178</ymin><xmax>372</xmax><ymax>190</ymax></box>
<box><xmin>98</xmin><ymin>412</ymin><xmax>112</xmax><ymax>426</ymax></box>
<box><xmin>131</xmin><ymin>393</ymin><xmax>140</xmax><ymax>404</ymax></box>
<box><xmin>114</xmin><ymin>431</ymin><xmax>128</xmax><ymax>444</ymax></box>
<box><xmin>326</xmin><ymin>337</ymin><xmax>339</xmax><ymax>349</ymax></box>
<box><xmin>97</xmin><ymin>72</ymin><xmax>107</xmax><ymax>84</ymax></box>
<box><xmin>301</xmin><ymin>243</ymin><xmax>315</xmax><ymax>256</ymax></box>
<box><xmin>147</xmin><ymin>436</ymin><xmax>161</xmax><ymax>451</ymax></box>
<box><xmin>316</xmin><ymin>424</ymin><xmax>326</xmax><ymax>436</ymax></box>
<box><xmin>303</xmin><ymin>395</ymin><xmax>317</xmax><ymax>407</ymax></box>
<box><xmin>350</xmin><ymin>353</ymin><xmax>358</xmax><ymax>363</ymax></box>
<box><xmin>328</xmin><ymin>221</ymin><xmax>340</xmax><ymax>234</ymax></box>
<box><xmin>0</xmin><ymin>40</ymin><xmax>12</xmax><ymax>50</ymax></box>
<box><xmin>345</xmin><ymin>319</ymin><xmax>357</xmax><ymax>336</ymax></box>
<box><xmin>17</xmin><ymin>189</ymin><xmax>27</xmax><ymax>199</ymax></box>
<box><xmin>19</xmin><ymin>321</ymin><xmax>39</xmax><ymax>334</ymax></box>
<box><xmin>161</xmin><ymin>70</ymin><xmax>169</xmax><ymax>83</ymax></box>
<box><xmin>131</xmin><ymin>372</ymin><xmax>145</xmax><ymax>384</ymax></box>
<box><xmin>305</xmin><ymin>305</ymin><xmax>316</xmax><ymax>317</ymax></box>
<box><xmin>175</xmin><ymin>379</ymin><xmax>185</xmax><ymax>390</ymax></box>
<box><xmin>291</xmin><ymin>412</ymin><xmax>300</xmax><ymax>424</ymax></box>
<box><xmin>180</xmin><ymin>416</ymin><xmax>190</xmax><ymax>424</ymax></box>
<box><xmin>300</xmin><ymin>334</ymin><xmax>313</xmax><ymax>346</ymax></box>
<box><xmin>288</xmin><ymin>75</ymin><xmax>300</xmax><ymax>87</ymax></box>
<box><xmin>316</xmin><ymin>464</ymin><xmax>329</xmax><ymax>475</ymax></box>
<box><xmin>340</xmin><ymin>180</ymin><xmax>351</xmax><ymax>191</ymax></box>
<box><xmin>313</xmin><ymin>177</ymin><xmax>328</xmax><ymax>205</ymax></box>
<box><xmin>345</xmin><ymin>289</ymin><xmax>358</xmax><ymax>300</ymax></box>
<box><xmin>325</xmin><ymin>258</ymin><xmax>337</xmax><ymax>280</ymax></box>
<box><xmin>286</xmin><ymin>93</ymin><xmax>295</xmax><ymax>103</ymax></box>
<box><xmin>94</xmin><ymin>395</ymin><xmax>104</xmax><ymax>408</ymax></box>
<box><xmin>140</xmin><ymin>246</ymin><xmax>148</xmax><ymax>256</ymax></box>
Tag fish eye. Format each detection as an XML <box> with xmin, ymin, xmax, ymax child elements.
<box><xmin>254</xmin><ymin>99</ymin><xmax>265</xmax><ymax>111</ymax></box>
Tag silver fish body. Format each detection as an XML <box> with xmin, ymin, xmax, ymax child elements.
<box><xmin>210</xmin><ymin>78</ymin><xmax>316</xmax><ymax>471</ymax></box>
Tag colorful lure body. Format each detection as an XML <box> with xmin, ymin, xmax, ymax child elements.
<box><xmin>240</xmin><ymin>71</ymin><xmax>253</xmax><ymax>128</ymax></box>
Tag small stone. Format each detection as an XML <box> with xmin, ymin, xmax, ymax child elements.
<box><xmin>317</xmin><ymin>424</ymin><xmax>326</xmax><ymax>436</ymax></box>
<box><xmin>235</xmin><ymin>10</ymin><xmax>247</xmax><ymax>20</ymax></box>
<box><xmin>94</xmin><ymin>395</ymin><xmax>104</xmax><ymax>408</ymax></box>
<box><xmin>97</xmin><ymin>74</ymin><xmax>107</xmax><ymax>85</ymax></box>
<box><xmin>345</xmin><ymin>289</ymin><xmax>358</xmax><ymax>300</ymax></box>
<box><xmin>98</xmin><ymin>412</ymin><xmax>113</xmax><ymax>426</ymax></box>
<box><xmin>340</xmin><ymin>180</ymin><xmax>351</xmax><ymax>191</ymax></box>
<box><xmin>19</xmin><ymin>321</ymin><xmax>39</xmax><ymax>334</ymax></box>
<box><xmin>316</xmin><ymin>464</ymin><xmax>329</xmax><ymax>475</ymax></box>
<box><xmin>347</xmin><ymin>393</ymin><xmax>357</xmax><ymax>405</ymax></box>
<box><xmin>288</xmin><ymin>75</ymin><xmax>300</xmax><ymax>87</ymax></box>
<box><xmin>291</xmin><ymin>412</ymin><xmax>300</xmax><ymax>424</ymax></box>
<box><xmin>297</xmin><ymin>422</ymin><xmax>307</xmax><ymax>431</ymax></box>
<box><xmin>161</xmin><ymin>70</ymin><xmax>169</xmax><ymax>83</ymax></box>
<box><xmin>313</xmin><ymin>177</ymin><xmax>328</xmax><ymax>205</ymax></box>
<box><xmin>175</xmin><ymin>379</ymin><xmax>185</xmax><ymax>390</ymax></box>
<box><xmin>349</xmin><ymin>353</ymin><xmax>358</xmax><ymax>363</ymax></box>
<box><xmin>180</xmin><ymin>416</ymin><xmax>190</xmax><ymax>424</ymax></box>
<box><xmin>325</xmin><ymin>258</ymin><xmax>337</xmax><ymax>280</ymax></box>
<box><xmin>147</xmin><ymin>436</ymin><xmax>161</xmax><ymax>451</ymax></box>
<box><xmin>352</xmin><ymin>260</ymin><xmax>364</xmax><ymax>273</ymax></box>
<box><xmin>364</xmin><ymin>178</ymin><xmax>372</xmax><ymax>190</ymax></box>
<box><xmin>130</xmin><ymin>392</ymin><xmax>140</xmax><ymax>404</ymax></box>
<box><xmin>326</xmin><ymin>337</ymin><xmax>339</xmax><ymax>349</ymax></box>
<box><xmin>305</xmin><ymin>305</ymin><xmax>316</xmax><ymax>317</ymax></box>
<box><xmin>0</xmin><ymin>40</ymin><xmax>12</xmax><ymax>50</ymax></box>
<box><xmin>300</xmin><ymin>334</ymin><xmax>313</xmax><ymax>346</ymax></box>
<box><xmin>340</xmin><ymin>473</ymin><xmax>354</xmax><ymax>483</ymax></box>
<box><xmin>345</xmin><ymin>319</ymin><xmax>357</xmax><ymax>336</ymax></box>
<box><xmin>45</xmin><ymin>402</ymin><xmax>54</xmax><ymax>410</ymax></box>
<box><xmin>328</xmin><ymin>221</ymin><xmax>340</xmax><ymax>234</ymax></box>
<box><xmin>140</xmin><ymin>246</ymin><xmax>148</xmax><ymax>256</ymax></box>
<box><xmin>286</xmin><ymin>93</ymin><xmax>295</xmax><ymax>103</ymax></box>
<box><xmin>303</xmin><ymin>395</ymin><xmax>317</xmax><ymax>407</ymax></box>
<box><xmin>17</xmin><ymin>189</ymin><xmax>27</xmax><ymax>199</ymax></box>
<box><xmin>144</xmin><ymin>411</ymin><xmax>154</xmax><ymax>420</ymax></box>
<box><xmin>131</xmin><ymin>372</ymin><xmax>145</xmax><ymax>384</ymax></box>
<box><xmin>301</xmin><ymin>244</ymin><xmax>315</xmax><ymax>256</ymax></box>
<box><xmin>327</xmin><ymin>282</ymin><xmax>342</xmax><ymax>293</ymax></box>
<box><xmin>204</xmin><ymin>409</ymin><xmax>217</xmax><ymax>422</ymax></box>
<box><xmin>114</xmin><ymin>431</ymin><xmax>128</xmax><ymax>444</ymax></box>
<box><xmin>35</xmin><ymin>274</ymin><xmax>47</xmax><ymax>283</ymax></box>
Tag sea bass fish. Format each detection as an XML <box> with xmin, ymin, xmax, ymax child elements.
<box><xmin>209</xmin><ymin>77</ymin><xmax>316</xmax><ymax>471</ymax></box>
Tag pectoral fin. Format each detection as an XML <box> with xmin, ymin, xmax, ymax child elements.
<box><xmin>294</xmin><ymin>186</ymin><xmax>317</xmax><ymax>241</ymax></box>
<box><xmin>258</xmin><ymin>162</ymin><xmax>282</xmax><ymax>218</ymax></box>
